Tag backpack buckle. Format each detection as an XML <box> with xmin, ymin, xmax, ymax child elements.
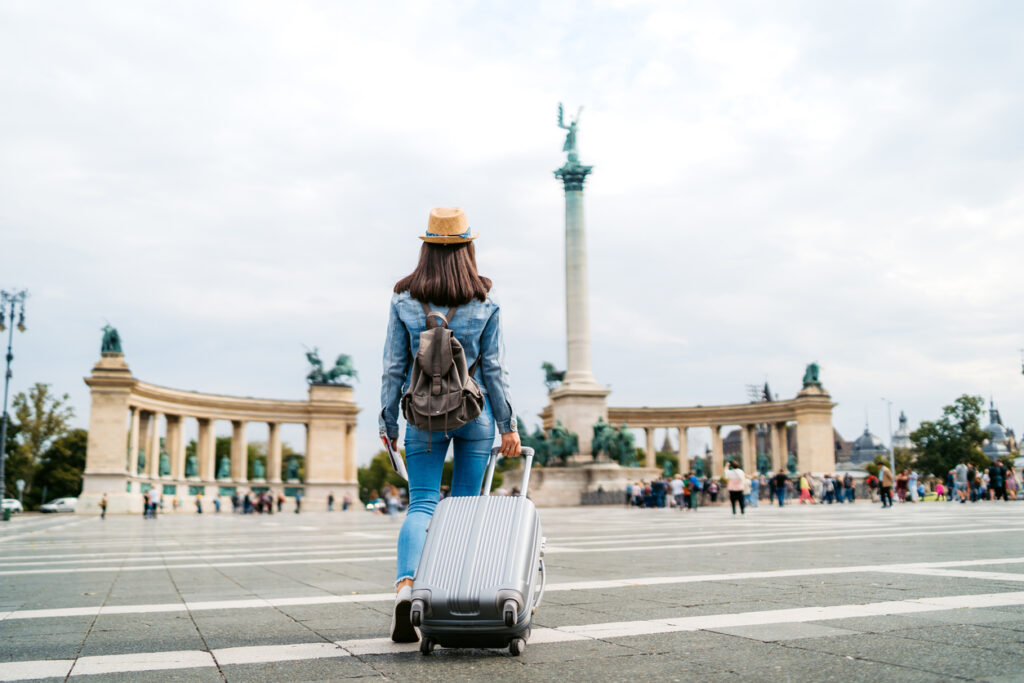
<box><xmin>432</xmin><ymin>374</ymin><xmax>441</xmax><ymax>395</ymax></box>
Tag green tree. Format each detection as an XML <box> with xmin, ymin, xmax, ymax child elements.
<box><xmin>33</xmin><ymin>429</ymin><xmax>88</xmax><ymax>505</ymax></box>
<box><xmin>6</xmin><ymin>383</ymin><xmax>74</xmax><ymax>501</ymax></box>
<box><xmin>911</xmin><ymin>395</ymin><xmax>989</xmax><ymax>476</ymax></box>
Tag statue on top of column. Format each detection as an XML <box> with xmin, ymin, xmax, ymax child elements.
<box><xmin>100</xmin><ymin>324</ymin><xmax>123</xmax><ymax>354</ymax></box>
<box><xmin>305</xmin><ymin>347</ymin><xmax>359</xmax><ymax>386</ymax></box>
<box><xmin>802</xmin><ymin>362</ymin><xmax>821</xmax><ymax>388</ymax></box>
<box><xmin>557</xmin><ymin>103</ymin><xmax>583</xmax><ymax>162</ymax></box>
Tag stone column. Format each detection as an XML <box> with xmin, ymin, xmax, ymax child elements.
<box><xmin>231</xmin><ymin>420</ymin><xmax>248</xmax><ymax>482</ymax></box>
<box><xmin>148</xmin><ymin>412</ymin><xmax>162</xmax><ymax>478</ymax></box>
<box><xmin>267</xmin><ymin>422</ymin><xmax>283</xmax><ymax>484</ymax></box>
<box><xmin>127</xmin><ymin>407</ymin><xmax>140</xmax><ymax>473</ymax></box>
<box><xmin>772</xmin><ymin>422</ymin><xmax>787</xmax><ymax>472</ymax></box>
<box><xmin>345</xmin><ymin>423</ymin><xmax>358</xmax><ymax>483</ymax></box>
<box><xmin>197</xmin><ymin>418</ymin><xmax>215</xmax><ymax>481</ymax></box>
<box><xmin>555</xmin><ymin>160</ymin><xmax>597</xmax><ymax>388</ymax></box>
<box><xmin>167</xmin><ymin>415</ymin><xmax>185</xmax><ymax>480</ymax></box>
<box><xmin>644</xmin><ymin>427</ymin><xmax>656</xmax><ymax>469</ymax></box>
<box><xmin>742</xmin><ymin>424</ymin><xmax>757</xmax><ymax>474</ymax></box>
<box><xmin>137</xmin><ymin>411</ymin><xmax>151</xmax><ymax>474</ymax></box>
<box><xmin>677</xmin><ymin>426</ymin><xmax>688</xmax><ymax>464</ymax></box>
<box><xmin>710</xmin><ymin>425</ymin><xmax>724</xmax><ymax>478</ymax></box>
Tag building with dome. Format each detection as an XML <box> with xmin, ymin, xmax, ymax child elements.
<box><xmin>982</xmin><ymin>400</ymin><xmax>1016</xmax><ymax>460</ymax></box>
<box><xmin>838</xmin><ymin>425</ymin><xmax>889</xmax><ymax>469</ymax></box>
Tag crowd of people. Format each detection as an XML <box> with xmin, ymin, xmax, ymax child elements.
<box><xmin>623</xmin><ymin>457</ymin><xmax>1023</xmax><ymax>513</ymax></box>
<box><xmin>134</xmin><ymin>488</ymin><xmax>358</xmax><ymax>517</ymax></box>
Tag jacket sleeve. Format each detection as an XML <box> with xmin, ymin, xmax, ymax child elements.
<box><xmin>479</xmin><ymin>305</ymin><xmax>517</xmax><ymax>434</ymax></box>
<box><xmin>379</xmin><ymin>297</ymin><xmax>410</xmax><ymax>440</ymax></box>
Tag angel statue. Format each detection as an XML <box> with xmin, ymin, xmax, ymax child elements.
<box><xmin>557</xmin><ymin>102</ymin><xmax>583</xmax><ymax>161</ymax></box>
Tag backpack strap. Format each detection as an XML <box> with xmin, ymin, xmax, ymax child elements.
<box><xmin>420</xmin><ymin>301</ymin><xmax>461</xmax><ymax>329</ymax></box>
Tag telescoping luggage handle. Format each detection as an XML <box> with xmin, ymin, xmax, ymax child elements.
<box><xmin>482</xmin><ymin>446</ymin><xmax>534</xmax><ymax>497</ymax></box>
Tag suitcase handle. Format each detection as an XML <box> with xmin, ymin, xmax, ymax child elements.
<box><xmin>482</xmin><ymin>446</ymin><xmax>534</xmax><ymax>497</ymax></box>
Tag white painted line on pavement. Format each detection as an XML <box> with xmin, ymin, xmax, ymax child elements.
<box><xmin>2</xmin><ymin>590</ymin><xmax>1024</xmax><ymax>680</ymax></box>
<box><xmin>68</xmin><ymin>650</ymin><xmax>214</xmax><ymax>677</ymax></box>
<box><xmin>544</xmin><ymin>525</ymin><xmax>1024</xmax><ymax>554</ymax></box>
<box><xmin>0</xmin><ymin>554</ymin><xmax>396</xmax><ymax>576</ymax></box>
<box><xmin>3</xmin><ymin>556</ymin><xmax>1023</xmax><ymax>622</ymax></box>
<box><xmin>876</xmin><ymin>567</ymin><xmax>1024</xmax><ymax>582</ymax></box>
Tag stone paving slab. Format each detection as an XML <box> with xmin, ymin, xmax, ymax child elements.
<box><xmin>0</xmin><ymin>503</ymin><xmax>1023</xmax><ymax>680</ymax></box>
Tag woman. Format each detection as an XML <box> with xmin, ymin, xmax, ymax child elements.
<box><xmin>379</xmin><ymin>207</ymin><xmax>521</xmax><ymax>643</ymax></box>
<box><xmin>726</xmin><ymin>460</ymin><xmax>746</xmax><ymax>515</ymax></box>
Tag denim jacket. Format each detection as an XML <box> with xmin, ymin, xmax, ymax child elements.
<box><xmin>379</xmin><ymin>290</ymin><xmax>517</xmax><ymax>439</ymax></box>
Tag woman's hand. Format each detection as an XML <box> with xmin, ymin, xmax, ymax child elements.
<box><xmin>498</xmin><ymin>430</ymin><xmax>522</xmax><ymax>458</ymax></box>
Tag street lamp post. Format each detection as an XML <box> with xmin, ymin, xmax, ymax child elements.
<box><xmin>881</xmin><ymin>396</ymin><xmax>895</xmax><ymax>475</ymax></box>
<box><xmin>0</xmin><ymin>289</ymin><xmax>28</xmax><ymax>514</ymax></box>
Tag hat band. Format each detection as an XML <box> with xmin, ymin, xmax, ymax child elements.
<box><xmin>425</xmin><ymin>227</ymin><xmax>472</xmax><ymax>239</ymax></box>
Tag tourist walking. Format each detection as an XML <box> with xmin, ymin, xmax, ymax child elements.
<box><xmin>726</xmin><ymin>461</ymin><xmax>746</xmax><ymax>515</ymax></box>
<box><xmin>379</xmin><ymin>207</ymin><xmax>522</xmax><ymax>643</ymax></box>
<box><xmin>748</xmin><ymin>474</ymin><xmax>759</xmax><ymax>508</ymax></box>
<box><xmin>989</xmin><ymin>459</ymin><xmax>1008</xmax><ymax>501</ymax></box>
<box><xmin>670</xmin><ymin>475</ymin><xmax>684</xmax><ymax>510</ymax></box>
<box><xmin>798</xmin><ymin>473</ymin><xmax>812</xmax><ymax>504</ymax></box>
<box><xmin>773</xmin><ymin>469</ymin><xmax>788</xmax><ymax>507</ymax></box>
<box><xmin>328</xmin><ymin>492</ymin><xmax>335</xmax><ymax>511</ymax></box>
<box><xmin>195</xmin><ymin>493</ymin><xmax>202</xmax><ymax>514</ymax></box>
<box><xmin>878</xmin><ymin>464</ymin><xmax>894</xmax><ymax>508</ymax></box>
<box><xmin>954</xmin><ymin>461</ymin><xmax>968</xmax><ymax>502</ymax></box>
<box><xmin>908</xmin><ymin>470</ymin><xmax>919</xmax><ymax>502</ymax></box>
<box><xmin>100</xmin><ymin>493</ymin><xmax>108</xmax><ymax>519</ymax></box>
<box><xmin>843</xmin><ymin>472</ymin><xmax>855</xmax><ymax>503</ymax></box>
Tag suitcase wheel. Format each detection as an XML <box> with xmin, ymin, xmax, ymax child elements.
<box><xmin>410</xmin><ymin>599</ymin><xmax>424</xmax><ymax>627</ymax></box>
<box><xmin>502</xmin><ymin>599</ymin><xmax>518</xmax><ymax>628</ymax></box>
<box><xmin>509</xmin><ymin>638</ymin><xmax>526</xmax><ymax>656</ymax></box>
<box><xmin>420</xmin><ymin>638</ymin><xmax>435</xmax><ymax>656</ymax></box>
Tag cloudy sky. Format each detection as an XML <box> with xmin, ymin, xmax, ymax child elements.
<box><xmin>2</xmin><ymin>0</ymin><xmax>1022</xmax><ymax>462</ymax></box>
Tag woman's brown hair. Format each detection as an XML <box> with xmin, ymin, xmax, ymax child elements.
<box><xmin>394</xmin><ymin>242</ymin><xmax>492</xmax><ymax>307</ymax></box>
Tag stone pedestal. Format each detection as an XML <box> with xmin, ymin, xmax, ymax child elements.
<box><xmin>304</xmin><ymin>384</ymin><xmax>359</xmax><ymax>510</ymax></box>
<box><xmin>794</xmin><ymin>384</ymin><xmax>837</xmax><ymax>475</ymax></box>
<box><xmin>504</xmin><ymin>463</ymin><xmax>661</xmax><ymax>507</ymax></box>
<box><xmin>79</xmin><ymin>354</ymin><xmax>133</xmax><ymax>514</ymax></box>
<box><xmin>542</xmin><ymin>385</ymin><xmax>610</xmax><ymax>458</ymax></box>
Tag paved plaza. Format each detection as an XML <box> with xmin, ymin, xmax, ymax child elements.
<box><xmin>1</xmin><ymin>502</ymin><xmax>1023</xmax><ymax>681</ymax></box>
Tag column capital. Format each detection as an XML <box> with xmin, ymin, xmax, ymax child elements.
<box><xmin>554</xmin><ymin>161</ymin><xmax>593</xmax><ymax>191</ymax></box>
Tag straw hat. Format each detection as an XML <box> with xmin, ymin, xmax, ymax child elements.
<box><xmin>420</xmin><ymin>207</ymin><xmax>478</xmax><ymax>244</ymax></box>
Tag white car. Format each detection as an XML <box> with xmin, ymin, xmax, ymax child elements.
<box><xmin>2</xmin><ymin>498</ymin><xmax>23</xmax><ymax>514</ymax></box>
<box><xmin>39</xmin><ymin>497</ymin><xmax>77</xmax><ymax>513</ymax></box>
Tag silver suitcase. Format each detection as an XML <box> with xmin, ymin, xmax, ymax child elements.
<box><xmin>410</xmin><ymin>446</ymin><xmax>545</xmax><ymax>656</ymax></box>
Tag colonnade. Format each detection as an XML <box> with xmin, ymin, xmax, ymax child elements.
<box><xmin>639</xmin><ymin>422</ymin><xmax>791</xmax><ymax>478</ymax></box>
<box><xmin>607</xmin><ymin>383</ymin><xmax>836</xmax><ymax>478</ymax></box>
<box><xmin>80</xmin><ymin>352</ymin><xmax>360</xmax><ymax>514</ymax></box>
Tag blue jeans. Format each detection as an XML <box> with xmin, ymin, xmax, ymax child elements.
<box><xmin>777</xmin><ymin>488</ymin><xmax>785</xmax><ymax>507</ymax></box>
<box><xmin>395</xmin><ymin>398</ymin><xmax>496</xmax><ymax>584</ymax></box>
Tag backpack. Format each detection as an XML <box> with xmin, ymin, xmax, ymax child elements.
<box><xmin>401</xmin><ymin>302</ymin><xmax>484</xmax><ymax>444</ymax></box>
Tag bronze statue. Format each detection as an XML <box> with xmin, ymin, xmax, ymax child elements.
<box><xmin>541</xmin><ymin>362</ymin><xmax>566</xmax><ymax>391</ymax></box>
<box><xmin>519</xmin><ymin>418</ymin><xmax>552</xmax><ymax>466</ymax></box>
<box><xmin>216</xmin><ymin>455</ymin><xmax>230</xmax><ymax>479</ymax></box>
<box><xmin>549</xmin><ymin>421</ymin><xmax>579</xmax><ymax>463</ymax></box>
<box><xmin>558</xmin><ymin>103</ymin><xmax>583</xmax><ymax>161</ymax></box>
<box><xmin>591</xmin><ymin>417</ymin><xmax>615</xmax><ymax>460</ymax></box>
<box><xmin>802</xmin><ymin>362</ymin><xmax>821</xmax><ymax>387</ymax></box>
<box><xmin>252</xmin><ymin>457</ymin><xmax>266</xmax><ymax>479</ymax></box>
<box><xmin>185</xmin><ymin>454</ymin><xmax>197</xmax><ymax>478</ymax></box>
<box><xmin>100</xmin><ymin>324</ymin><xmax>122</xmax><ymax>354</ymax></box>
<box><xmin>305</xmin><ymin>347</ymin><xmax>358</xmax><ymax>385</ymax></box>
<box><xmin>286</xmin><ymin>456</ymin><xmax>300</xmax><ymax>481</ymax></box>
<box><xmin>158</xmin><ymin>438</ymin><xmax>171</xmax><ymax>476</ymax></box>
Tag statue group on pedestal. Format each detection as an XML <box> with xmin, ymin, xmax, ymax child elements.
<box><xmin>305</xmin><ymin>347</ymin><xmax>358</xmax><ymax>385</ymax></box>
<box><xmin>592</xmin><ymin>418</ymin><xmax>637</xmax><ymax>467</ymax></box>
